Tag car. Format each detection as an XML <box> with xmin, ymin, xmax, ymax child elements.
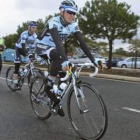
<box><xmin>69</xmin><ymin>53</ymin><xmax>106</xmax><ymax>66</ymax></box>
<box><xmin>2</xmin><ymin>49</ymin><xmax>15</xmax><ymax>62</ymax></box>
<box><xmin>2</xmin><ymin>48</ymin><xmax>25</xmax><ymax>62</ymax></box>
<box><xmin>117</xmin><ymin>57</ymin><xmax>140</xmax><ymax>68</ymax></box>
<box><xmin>106</xmin><ymin>57</ymin><xmax>124</xmax><ymax>67</ymax></box>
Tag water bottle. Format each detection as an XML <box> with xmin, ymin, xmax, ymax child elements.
<box><xmin>52</xmin><ymin>82</ymin><xmax>67</xmax><ymax>96</ymax></box>
<box><xmin>44</xmin><ymin>71</ymin><xmax>49</xmax><ymax>78</ymax></box>
<box><xmin>59</xmin><ymin>82</ymin><xmax>67</xmax><ymax>91</ymax></box>
<box><xmin>52</xmin><ymin>85</ymin><xmax>59</xmax><ymax>94</ymax></box>
<box><xmin>19</xmin><ymin>68</ymin><xmax>25</xmax><ymax>77</ymax></box>
<box><xmin>24</xmin><ymin>68</ymin><xmax>28</xmax><ymax>75</ymax></box>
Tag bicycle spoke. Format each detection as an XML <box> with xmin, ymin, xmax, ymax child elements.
<box><xmin>79</xmin><ymin>90</ymin><xmax>100</xmax><ymax>134</ymax></box>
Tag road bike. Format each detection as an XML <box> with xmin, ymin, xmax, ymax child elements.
<box><xmin>6</xmin><ymin>58</ymin><xmax>43</xmax><ymax>92</ymax></box>
<box><xmin>29</xmin><ymin>62</ymin><xmax>108</xmax><ymax>140</ymax></box>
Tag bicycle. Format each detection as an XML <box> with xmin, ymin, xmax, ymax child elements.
<box><xmin>30</xmin><ymin>63</ymin><xmax>108</xmax><ymax>140</ymax></box>
<box><xmin>6</xmin><ymin>58</ymin><xmax>43</xmax><ymax>92</ymax></box>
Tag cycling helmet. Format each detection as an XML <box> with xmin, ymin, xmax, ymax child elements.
<box><xmin>59</xmin><ymin>0</ymin><xmax>78</xmax><ymax>13</ymax></box>
<box><xmin>28</xmin><ymin>21</ymin><xmax>37</xmax><ymax>27</ymax></box>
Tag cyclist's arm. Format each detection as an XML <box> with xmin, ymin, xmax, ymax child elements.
<box><xmin>19</xmin><ymin>34</ymin><xmax>28</xmax><ymax>57</ymax></box>
<box><xmin>50</xmin><ymin>28</ymin><xmax>68</xmax><ymax>62</ymax></box>
<box><xmin>74</xmin><ymin>31</ymin><xmax>95</xmax><ymax>62</ymax></box>
<box><xmin>37</xmin><ymin>24</ymin><xmax>48</xmax><ymax>40</ymax></box>
<box><xmin>21</xmin><ymin>43</ymin><xmax>28</xmax><ymax>57</ymax></box>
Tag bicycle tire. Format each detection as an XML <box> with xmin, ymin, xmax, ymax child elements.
<box><xmin>30</xmin><ymin>75</ymin><xmax>51</xmax><ymax>120</ymax></box>
<box><xmin>6</xmin><ymin>66</ymin><xmax>20</xmax><ymax>91</ymax></box>
<box><xmin>67</xmin><ymin>82</ymin><xmax>108</xmax><ymax>140</ymax></box>
<box><xmin>28</xmin><ymin>68</ymin><xmax>43</xmax><ymax>87</ymax></box>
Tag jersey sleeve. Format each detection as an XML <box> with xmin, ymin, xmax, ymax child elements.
<box><xmin>71</xmin><ymin>22</ymin><xmax>80</xmax><ymax>34</ymax></box>
<box><xmin>48</xmin><ymin>17</ymin><xmax>59</xmax><ymax>30</ymax></box>
<box><xmin>21</xmin><ymin>34</ymin><xmax>27</xmax><ymax>44</ymax></box>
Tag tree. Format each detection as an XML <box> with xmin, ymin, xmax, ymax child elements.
<box><xmin>4</xmin><ymin>34</ymin><xmax>18</xmax><ymax>49</ymax></box>
<box><xmin>78</xmin><ymin>0</ymin><xmax>140</xmax><ymax>69</ymax></box>
<box><xmin>114</xmin><ymin>47</ymin><xmax>127</xmax><ymax>55</ymax></box>
<box><xmin>128</xmin><ymin>39</ymin><xmax>140</xmax><ymax>68</ymax></box>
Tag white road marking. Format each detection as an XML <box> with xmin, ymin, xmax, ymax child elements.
<box><xmin>122</xmin><ymin>107</ymin><xmax>140</xmax><ymax>113</ymax></box>
<box><xmin>0</xmin><ymin>77</ymin><xmax>6</xmax><ymax>80</ymax></box>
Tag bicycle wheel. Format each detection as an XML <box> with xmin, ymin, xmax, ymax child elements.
<box><xmin>28</xmin><ymin>68</ymin><xmax>43</xmax><ymax>87</ymax></box>
<box><xmin>6</xmin><ymin>66</ymin><xmax>19</xmax><ymax>91</ymax></box>
<box><xmin>67</xmin><ymin>82</ymin><xmax>108</xmax><ymax>140</ymax></box>
<box><xmin>30</xmin><ymin>75</ymin><xmax>51</xmax><ymax>120</ymax></box>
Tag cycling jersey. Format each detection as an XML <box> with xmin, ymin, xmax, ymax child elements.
<box><xmin>37</xmin><ymin>15</ymin><xmax>94</xmax><ymax>63</ymax></box>
<box><xmin>15</xmin><ymin>30</ymin><xmax>37</xmax><ymax>49</ymax></box>
<box><xmin>37</xmin><ymin>15</ymin><xmax>80</xmax><ymax>47</ymax></box>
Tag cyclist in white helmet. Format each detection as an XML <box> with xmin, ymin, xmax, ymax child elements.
<box><xmin>36</xmin><ymin>0</ymin><xmax>98</xmax><ymax>117</ymax></box>
<box><xmin>13</xmin><ymin>21</ymin><xmax>37</xmax><ymax>82</ymax></box>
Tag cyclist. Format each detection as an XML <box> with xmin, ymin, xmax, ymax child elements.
<box><xmin>12</xmin><ymin>21</ymin><xmax>37</xmax><ymax>83</ymax></box>
<box><xmin>36</xmin><ymin>0</ymin><xmax>98</xmax><ymax>117</ymax></box>
<box><xmin>0</xmin><ymin>38</ymin><xmax>5</xmax><ymax>74</ymax></box>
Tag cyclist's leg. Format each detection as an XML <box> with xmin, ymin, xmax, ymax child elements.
<box><xmin>49</xmin><ymin>49</ymin><xmax>65</xmax><ymax>116</ymax></box>
<box><xmin>13</xmin><ymin>48</ymin><xmax>22</xmax><ymax>81</ymax></box>
<box><xmin>40</xmin><ymin>49</ymin><xmax>62</xmax><ymax>102</ymax></box>
<box><xmin>40</xmin><ymin>49</ymin><xmax>65</xmax><ymax>116</ymax></box>
<box><xmin>14</xmin><ymin>47</ymin><xmax>28</xmax><ymax>77</ymax></box>
<box><xmin>36</xmin><ymin>45</ymin><xmax>57</xmax><ymax>101</ymax></box>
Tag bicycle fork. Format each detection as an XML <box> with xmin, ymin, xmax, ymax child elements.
<box><xmin>73</xmin><ymin>82</ymin><xmax>89</xmax><ymax>114</ymax></box>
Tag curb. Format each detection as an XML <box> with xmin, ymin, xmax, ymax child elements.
<box><xmin>3</xmin><ymin>64</ymin><xmax>140</xmax><ymax>83</ymax></box>
<box><xmin>80</xmin><ymin>72</ymin><xmax>140</xmax><ymax>82</ymax></box>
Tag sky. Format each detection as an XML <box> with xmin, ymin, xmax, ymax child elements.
<box><xmin>0</xmin><ymin>0</ymin><xmax>140</xmax><ymax>50</ymax></box>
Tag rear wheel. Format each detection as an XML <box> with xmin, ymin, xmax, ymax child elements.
<box><xmin>30</xmin><ymin>75</ymin><xmax>51</xmax><ymax>120</ymax></box>
<box><xmin>6</xmin><ymin>66</ymin><xmax>20</xmax><ymax>91</ymax></box>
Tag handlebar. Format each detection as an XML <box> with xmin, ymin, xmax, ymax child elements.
<box><xmin>60</xmin><ymin>63</ymin><xmax>98</xmax><ymax>81</ymax></box>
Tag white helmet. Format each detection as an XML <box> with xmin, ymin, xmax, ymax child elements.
<box><xmin>59</xmin><ymin>0</ymin><xmax>78</xmax><ymax>13</ymax></box>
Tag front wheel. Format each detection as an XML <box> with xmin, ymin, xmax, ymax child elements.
<box><xmin>30</xmin><ymin>75</ymin><xmax>51</xmax><ymax>120</ymax></box>
<box><xmin>67</xmin><ymin>82</ymin><xmax>108</xmax><ymax>140</ymax></box>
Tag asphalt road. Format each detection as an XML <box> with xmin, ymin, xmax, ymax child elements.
<box><xmin>0</xmin><ymin>67</ymin><xmax>140</xmax><ymax>140</ymax></box>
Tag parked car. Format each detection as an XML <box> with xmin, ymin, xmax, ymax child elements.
<box><xmin>2</xmin><ymin>49</ymin><xmax>15</xmax><ymax>62</ymax></box>
<box><xmin>2</xmin><ymin>48</ymin><xmax>25</xmax><ymax>62</ymax></box>
<box><xmin>117</xmin><ymin>57</ymin><xmax>140</xmax><ymax>68</ymax></box>
<box><xmin>106</xmin><ymin>57</ymin><xmax>124</xmax><ymax>67</ymax></box>
<box><xmin>69</xmin><ymin>53</ymin><xmax>106</xmax><ymax>66</ymax></box>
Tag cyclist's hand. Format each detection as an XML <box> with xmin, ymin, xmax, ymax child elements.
<box><xmin>92</xmin><ymin>60</ymin><xmax>98</xmax><ymax>67</ymax></box>
<box><xmin>25</xmin><ymin>56</ymin><xmax>31</xmax><ymax>64</ymax></box>
<box><xmin>61</xmin><ymin>60</ymin><xmax>73</xmax><ymax>71</ymax></box>
<box><xmin>93</xmin><ymin>60</ymin><xmax>103</xmax><ymax>71</ymax></box>
<box><xmin>97</xmin><ymin>60</ymin><xmax>104</xmax><ymax>71</ymax></box>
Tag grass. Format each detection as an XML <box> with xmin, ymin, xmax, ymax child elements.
<box><xmin>3</xmin><ymin>61</ymin><xmax>140</xmax><ymax>78</ymax></box>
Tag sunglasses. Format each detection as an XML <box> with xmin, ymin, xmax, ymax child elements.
<box><xmin>66</xmin><ymin>10</ymin><xmax>76</xmax><ymax>16</ymax></box>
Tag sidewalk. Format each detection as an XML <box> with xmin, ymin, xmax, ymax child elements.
<box><xmin>3</xmin><ymin>64</ymin><xmax>140</xmax><ymax>83</ymax></box>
